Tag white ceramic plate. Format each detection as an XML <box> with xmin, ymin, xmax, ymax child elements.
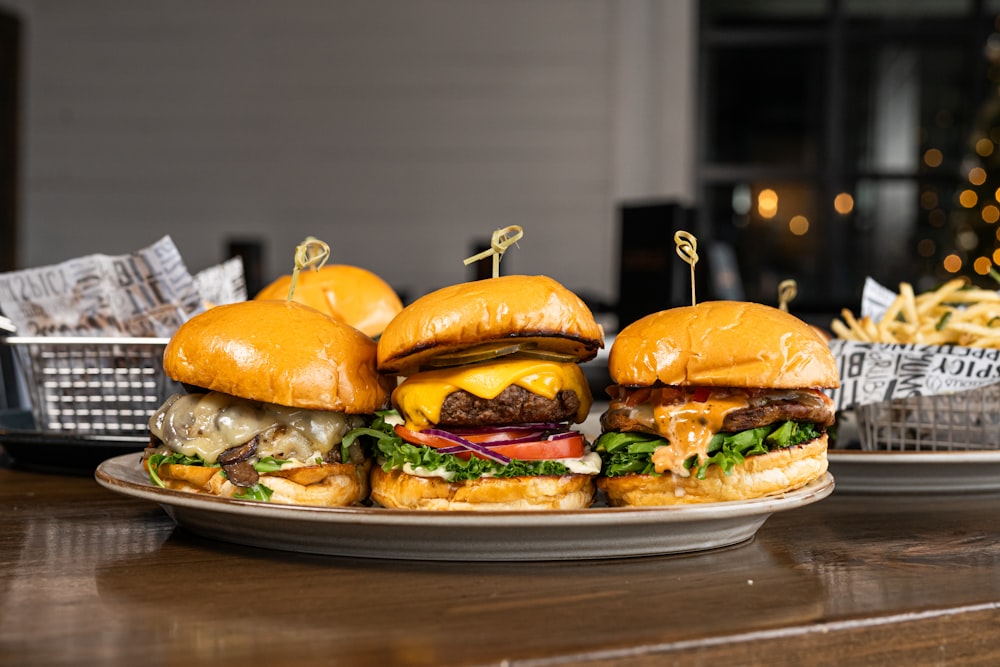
<box><xmin>828</xmin><ymin>449</ymin><xmax>1000</xmax><ymax>494</ymax></box>
<box><xmin>95</xmin><ymin>453</ymin><xmax>834</xmax><ymax>561</ymax></box>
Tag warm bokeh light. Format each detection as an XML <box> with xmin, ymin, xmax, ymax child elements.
<box><xmin>929</xmin><ymin>208</ymin><xmax>947</xmax><ymax>227</ymax></box>
<box><xmin>976</xmin><ymin>138</ymin><xmax>995</xmax><ymax>157</ymax></box>
<box><xmin>970</xmin><ymin>166</ymin><xmax>988</xmax><ymax>185</ymax></box>
<box><xmin>960</xmin><ymin>189</ymin><xmax>979</xmax><ymax>208</ymax></box>
<box><xmin>974</xmin><ymin>256</ymin><xmax>993</xmax><ymax>275</ymax></box>
<box><xmin>993</xmin><ymin>247</ymin><xmax>1000</xmax><ymax>265</ymax></box>
<box><xmin>833</xmin><ymin>192</ymin><xmax>854</xmax><ymax>215</ymax></box>
<box><xmin>943</xmin><ymin>254</ymin><xmax>963</xmax><ymax>273</ymax></box>
<box><xmin>917</xmin><ymin>238</ymin><xmax>936</xmax><ymax>257</ymax></box>
<box><xmin>924</xmin><ymin>148</ymin><xmax>943</xmax><ymax>167</ymax></box>
<box><xmin>920</xmin><ymin>190</ymin><xmax>939</xmax><ymax>209</ymax></box>
<box><xmin>984</xmin><ymin>204</ymin><xmax>1000</xmax><ymax>224</ymax></box>
<box><xmin>789</xmin><ymin>215</ymin><xmax>809</xmax><ymax>236</ymax></box>
<box><xmin>757</xmin><ymin>188</ymin><xmax>778</xmax><ymax>219</ymax></box>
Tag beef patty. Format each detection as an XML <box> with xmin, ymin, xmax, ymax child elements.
<box><xmin>601</xmin><ymin>386</ymin><xmax>835</xmax><ymax>436</ymax></box>
<box><xmin>437</xmin><ymin>385</ymin><xmax>582</xmax><ymax>427</ymax></box>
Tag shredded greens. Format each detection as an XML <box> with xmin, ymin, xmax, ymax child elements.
<box><xmin>145</xmin><ymin>451</ymin><xmax>289</xmax><ymax>499</ymax></box>
<box><xmin>232</xmin><ymin>484</ymin><xmax>274</xmax><ymax>502</ymax></box>
<box><xmin>342</xmin><ymin>410</ymin><xmax>574</xmax><ymax>481</ymax></box>
<box><xmin>594</xmin><ymin>421</ymin><xmax>821</xmax><ymax>479</ymax></box>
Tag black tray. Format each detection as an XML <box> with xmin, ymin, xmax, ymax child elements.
<box><xmin>0</xmin><ymin>410</ymin><xmax>146</xmax><ymax>475</ymax></box>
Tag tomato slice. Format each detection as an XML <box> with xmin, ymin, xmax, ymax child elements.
<box><xmin>394</xmin><ymin>425</ymin><xmax>585</xmax><ymax>461</ymax></box>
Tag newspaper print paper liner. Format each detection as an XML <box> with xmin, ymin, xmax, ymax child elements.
<box><xmin>856</xmin><ymin>383</ymin><xmax>1000</xmax><ymax>451</ymax></box>
<box><xmin>0</xmin><ymin>238</ymin><xmax>248</xmax><ymax>435</ymax></box>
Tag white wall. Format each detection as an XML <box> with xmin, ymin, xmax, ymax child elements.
<box><xmin>2</xmin><ymin>0</ymin><xmax>695</xmax><ymax>305</ymax></box>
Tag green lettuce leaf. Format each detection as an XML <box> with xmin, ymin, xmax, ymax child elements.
<box><xmin>343</xmin><ymin>409</ymin><xmax>574</xmax><ymax>481</ymax></box>
<box><xmin>232</xmin><ymin>483</ymin><xmax>274</xmax><ymax>502</ymax></box>
<box><xmin>146</xmin><ymin>451</ymin><xmax>219</xmax><ymax>488</ymax></box>
<box><xmin>594</xmin><ymin>421</ymin><xmax>821</xmax><ymax>479</ymax></box>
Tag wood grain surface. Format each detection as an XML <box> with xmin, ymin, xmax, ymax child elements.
<box><xmin>1</xmin><ymin>460</ymin><xmax>999</xmax><ymax>666</ymax></box>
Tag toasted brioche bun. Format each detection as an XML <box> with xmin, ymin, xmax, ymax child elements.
<box><xmin>370</xmin><ymin>467</ymin><xmax>596</xmax><ymax>511</ymax></box>
<box><xmin>255</xmin><ymin>264</ymin><xmax>403</xmax><ymax>338</ymax></box>
<box><xmin>377</xmin><ymin>275</ymin><xmax>604</xmax><ymax>375</ymax></box>
<box><xmin>598</xmin><ymin>435</ymin><xmax>828</xmax><ymax>506</ymax></box>
<box><xmin>163</xmin><ymin>299</ymin><xmax>392</xmax><ymax>412</ymax></box>
<box><xmin>609</xmin><ymin>301</ymin><xmax>839</xmax><ymax>389</ymax></box>
<box><xmin>145</xmin><ymin>459</ymin><xmax>372</xmax><ymax>507</ymax></box>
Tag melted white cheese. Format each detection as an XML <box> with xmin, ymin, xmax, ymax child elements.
<box><xmin>149</xmin><ymin>392</ymin><xmax>362</xmax><ymax>463</ymax></box>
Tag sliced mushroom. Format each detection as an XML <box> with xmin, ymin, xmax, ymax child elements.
<box><xmin>218</xmin><ymin>437</ymin><xmax>259</xmax><ymax>488</ymax></box>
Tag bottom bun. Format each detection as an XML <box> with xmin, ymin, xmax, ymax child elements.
<box><xmin>597</xmin><ymin>434</ymin><xmax>829</xmax><ymax>506</ymax></box>
<box><xmin>148</xmin><ymin>460</ymin><xmax>371</xmax><ymax>507</ymax></box>
<box><xmin>370</xmin><ymin>466</ymin><xmax>596</xmax><ymax>511</ymax></box>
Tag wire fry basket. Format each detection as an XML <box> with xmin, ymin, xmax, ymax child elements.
<box><xmin>856</xmin><ymin>384</ymin><xmax>1000</xmax><ymax>451</ymax></box>
<box><xmin>3</xmin><ymin>336</ymin><xmax>180</xmax><ymax>435</ymax></box>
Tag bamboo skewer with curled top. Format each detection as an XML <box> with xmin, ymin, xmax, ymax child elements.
<box><xmin>674</xmin><ymin>230</ymin><xmax>699</xmax><ymax>307</ymax></box>
<box><xmin>463</xmin><ymin>225</ymin><xmax>523</xmax><ymax>278</ymax></box>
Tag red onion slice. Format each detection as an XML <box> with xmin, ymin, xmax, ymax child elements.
<box><xmin>447</xmin><ymin>422</ymin><xmax>568</xmax><ymax>435</ymax></box>
<box><xmin>433</xmin><ymin>428</ymin><xmax>582</xmax><ymax>457</ymax></box>
<box><xmin>423</xmin><ymin>429</ymin><xmax>511</xmax><ymax>464</ymax></box>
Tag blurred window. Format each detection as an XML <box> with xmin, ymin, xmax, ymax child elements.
<box><xmin>699</xmin><ymin>0</ymin><xmax>996</xmax><ymax>314</ymax></box>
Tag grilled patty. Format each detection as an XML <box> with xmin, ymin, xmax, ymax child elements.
<box><xmin>601</xmin><ymin>386</ymin><xmax>835</xmax><ymax>436</ymax></box>
<box><xmin>437</xmin><ymin>385</ymin><xmax>582</xmax><ymax>427</ymax></box>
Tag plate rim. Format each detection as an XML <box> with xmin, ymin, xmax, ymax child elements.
<box><xmin>829</xmin><ymin>449</ymin><xmax>1000</xmax><ymax>464</ymax></box>
<box><xmin>94</xmin><ymin>453</ymin><xmax>835</xmax><ymax>560</ymax></box>
<box><xmin>95</xmin><ymin>453</ymin><xmax>835</xmax><ymax>526</ymax></box>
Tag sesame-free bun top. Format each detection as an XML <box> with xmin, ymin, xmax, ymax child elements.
<box><xmin>163</xmin><ymin>300</ymin><xmax>392</xmax><ymax>412</ymax></box>
<box><xmin>377</xmin><ymin>275</ymin><xmax>604</xmax><ymax>375</ymax></box>
<box><xmin>609</xmin><ymin>300</ymin><xmax>840</xmax><ymax>389</ymax></box>
<box><xmin>255</xmin><ymin>265</ymin><xmax>403</xmax><ymax>338</ymax></box>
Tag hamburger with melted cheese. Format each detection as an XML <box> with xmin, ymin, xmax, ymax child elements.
<box><xmin>345</xmin><ymin>274</ymin><xmax>605</xmax><ymax>510</ymax></box>
<box><xmin>255</xmin><ymin>264</ymin><xmax>403</xmax><ymax>338</ymax></box>
<box><xmin>143</xmin><ymin>299</ymin><xmax>393</xmax><ymax>506</ymax></box>
<box><xmin>595</xmin><ymin>300</ymin><xmax>839</xmax><ymax>506</ymax></box>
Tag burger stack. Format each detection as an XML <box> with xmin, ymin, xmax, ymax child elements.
<box><xmin>356</xmin><ymin>274</ymin><xmax>606</xmax><ymax>510</ymax></box>
<box><xmin>144</xmin><ymin>274</ymin><xmax>839</xmax><ymax>510</ymax></box>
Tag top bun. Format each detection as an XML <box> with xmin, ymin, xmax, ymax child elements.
<box><xmin>163</xmin><ymin>300</ymin><xmax>392</xmax><ymax>412</ymax></box>
<box><xmin>609</xmin><ymin>300</ymin><xmax>840</xmax><ymax>389</ymax></box>
<box><xmin>378</xmin><ymin>275</ymin><xmax>604</xmax><ymax>375</ymax></box>
<box><xmin>255</xmin><ymin>265</ymin><xmax>403</xmax><ymax>338</ymax></box>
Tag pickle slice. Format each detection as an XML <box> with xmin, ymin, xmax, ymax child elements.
<box><xmin>424</xmin><ymin>341</ymin><xmax>581</xmax><ymax>368</ymax></box>
<box><xmin>516</xmin><ymin>348</ymin><xmax>579</xmax><ymax>363</ymax></box>
<box><xmin>424</xmin><ymin>342</ymin><xmax>529</xmax><ymax>367</ymax></box>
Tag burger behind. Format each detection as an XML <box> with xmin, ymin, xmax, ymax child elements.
<box><xmin>346</xmin><ymin>274</ymin><xmax>606</xmax><ymax>511</ymax></box>
<box><xmin>255</xmin><ymin>264</ymin><xmax>403</xmax><ymax>338</ymax></box>
<box><xmin>595</xmin><ymin>300</ymin><xmax>839</xmax><ymax>506</ymax></box>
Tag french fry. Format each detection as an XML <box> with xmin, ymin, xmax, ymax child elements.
<box><xmin>899</xmin><ymin>282</ymin><xmax>919</xmax><ymax>325</ymax></box>
<box><xmin>837</xmin><ymin>308</ymin><xmax>871</xmax><ymax>341</ymax></box>
<box><xmin>831</xmin><ymin>278</ymin><xmax>1000</xmax><ymax>348</ymax></box>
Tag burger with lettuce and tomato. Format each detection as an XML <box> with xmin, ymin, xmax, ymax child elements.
<box><xmin>343</xmin><ymin>274</ymin><xmax>605</xmax><ymax>510</ymax></box>
<box><xmin>595</xmin><ymin>300</ymin><xmax>839</xmax><ymax>506</ymax></box>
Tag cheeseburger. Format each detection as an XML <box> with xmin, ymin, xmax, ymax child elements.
<box><xmin>255</xmin><ymin>264</ymin><xmax>403</xmax><ymax>338</ymax></box>
<box><xmin>346</xmin><ymin>275</ymin><xmax>605</xmax><ymax>510</ymax></box>
<box><xmin>595</xmin><ymin>300</ymin><xmax>839</xmax><ymax>506</ymax></box>
<box><xmin>144</xmin><ymin>299</ymin><xmax>393</xmax><ymax>506</ymax></box>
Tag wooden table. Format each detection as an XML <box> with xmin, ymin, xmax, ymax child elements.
<box><xmin>2</xmin><ymin>456</ymin><xmax>999</xmax><ymax>666</ymax></box>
